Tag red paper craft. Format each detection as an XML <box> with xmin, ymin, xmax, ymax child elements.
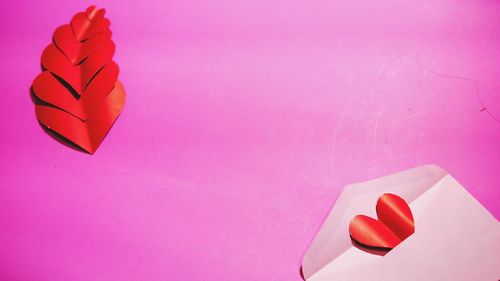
<box><xmin>349</xmin><ymin>193</ymin><xmax>415</xmax><ymax>255</ymax></box>
<box><xmin>31</xmin><ymin>5</ymin><xmax>125</xmax><ymax>154</ymax></box>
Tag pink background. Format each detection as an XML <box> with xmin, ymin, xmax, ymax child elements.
<box><xmin>1</xmin><ymin>0</ymin><xmax>499</xmax><ymax>280</ymax></box>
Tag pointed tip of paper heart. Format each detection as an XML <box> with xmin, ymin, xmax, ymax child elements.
<box><xmin>33</xmin><ymin>81</ymin><xmax>126</xmax><ymax>155</ymax></box>
<box><xmin>37</xmin><ymin>122</ymin><xmax>98</xmax><ymax>154</ymax></box>
<box><xmin>37</xmin><ymin>122</ymin><xmax>93</xmax><ymax>154</ymax></box>
<box><xmin>350</xmin><ymin>236</ymin><xmax>391</xmax><ymax>256</ymax></box>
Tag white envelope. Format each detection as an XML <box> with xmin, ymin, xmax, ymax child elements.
<box><xmin>301</xmin><ymin>165</ymin><xmax>500</xmax><ymax>281</ymax></box>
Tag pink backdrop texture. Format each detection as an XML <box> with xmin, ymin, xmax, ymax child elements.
<box><xmin>0</xmin><ymin>0</ymin><xmax>499</xmax><ymax>280</ymax></box>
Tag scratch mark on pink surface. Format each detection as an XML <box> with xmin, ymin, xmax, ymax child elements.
<box><xmin>378</xmin><ymin>111</ymin><xmax>431</xmax><ymax>130</ymax></box>
<box><xmin>354</xmin><ymin>90</ymin><xmax>377</xmax><ymax>123</ymax></box>
<box><xmin>388</xmin><ymin>102</ymin><xmax>402</xmax><ymax>157</ymax></box>
<box><xmin>373</xmin><ymin>110</ymin><xmax>383</xmax><ymax>145</ymax></box>
<box><xmin>370</xmin><ymin>109</ymin><xmax>384</xmax><ymax>158</ymax></box>
<box><xmin>392</xmin><ymin>111</ymin><xmax>431</xmax><ymax>124</ymax></box>
<box><xmin>426</xmin><ymin>70</ymin><xmax>500</xmax><ymax>124</ymax></box>
<box><xmin>328</xmin><ymin>97</ymin><xmax>356</xmax><ymax>166</ymax></box>
<box><xmin>376</xmin><ymin>62</ymin><xmax>387</xmax><ymax>81</ymax></box>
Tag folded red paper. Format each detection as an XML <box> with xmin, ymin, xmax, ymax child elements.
<box><xmin>349</xmin><ymin>193</ymin><xmax>415</xmax><ymax>255</ymax></box>
<box><xmin>31</xmin><ymin>5</ymin><xmax>125</xmax><ymax>154</ymax></box>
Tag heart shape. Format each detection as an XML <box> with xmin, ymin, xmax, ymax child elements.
<box><xmin>71</xmin><ymin>6</ymin><xmax>110</xmax><ymax>42</ymax></box>
<box><xmin>32</xmin><ymin>6</ymin><xmax>125</xmax><ymax>154</ymax></box>
<box><xmin>33</xmin><ymin>62</ymin><xmax>119</xmax><ymax>121</ymax></box>
<box><xmin>53</xmin><ymin>24</ymin><xmax>112</xmax><ymax>65</ymax></box>
<box><xmin>34</xmin><ymin>81</ymin><xmax>126</xmax><ymax>154</ymax></box>
<box><xmin>41</xmin><ymin>41</ymin><xmax>115</xmax><ymax>96</ymax></box>
<box><xmin>349</xmin><ymin>193</ymin><xmax>414</xmax><ymax>255</ymax></box>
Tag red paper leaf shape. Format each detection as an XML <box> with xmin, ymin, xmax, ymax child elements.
<box><xmin>349</xmin><ymin>193</ymin><xmax>415</xmax><ymax>255</ymax></box>
<box><xmin>31</xmin><ymin>5</ymin><xmax>125</xmax><ymax>154</ymax></box>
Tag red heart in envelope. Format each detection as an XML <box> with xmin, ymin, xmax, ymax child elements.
<box><xmin>349</xmin><ymin>193</ymin><xmax>415</xmax><ymax>254</ymax></box>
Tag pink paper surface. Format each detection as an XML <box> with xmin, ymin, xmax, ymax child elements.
<box><xmin>1</xmin><ymin>1</ymin><xmax>499</xmax><ymax>280</ymax></box>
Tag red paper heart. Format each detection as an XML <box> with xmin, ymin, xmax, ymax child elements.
<box><xmin>53</xmin><ymin>24</ymin><xmax>112</xmax><ymax>65</ymax></box>
<box><xmin>33</xmin><ymin>62</ymin><xmax>119</xmax><ymax>121</ymax></box>
<box><xmin>41</xmin><ymin>41</ymin><xmax>115</xmax><ymax>96</ymax></box>
<box><xmin>31</xmin><ymin>5</ymin><xmax>125</xmax><ymax>154</ymax></box>
<box><xmin>349</xmin><ymin>193</ymin><xmax>414</xmax><ymax>254</ymax></box>
<box><xmin>71</xmin><ymin>6</ymin><xmax>110</xmax><ymax>42</ymax></box>
<box><xmin>35</xmin><ymin>81</ymin><xmax>126</xmax><ymax>154</ymax></box>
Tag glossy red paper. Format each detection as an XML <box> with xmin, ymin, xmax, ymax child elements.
<box><xmin>35</xmin><ymin>82</ymin><xmax>126</xmax><ymax>154</ymax></box>
<box><xmin>32</xmin><ymin>5</ymin><xmax>125</xmax><ymax>154</ymax></box>
<box><xmin>349</xmin><ymin>193</ymin><xmax>415</xmax><ymax>254</ymax></box>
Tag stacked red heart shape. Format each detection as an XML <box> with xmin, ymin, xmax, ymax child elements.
<box><xmin>31</xmin><ymin>5</ymin><xmax>126</xmax><ymax>154</ymax></box>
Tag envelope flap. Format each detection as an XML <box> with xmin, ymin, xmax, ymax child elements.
<box><xmin>301</xmin><ymin>165</ymin><xmax>448</xmax><ymax>279</ymax></box>
<box><xmin>380</xmin><ymin>175</ymin><xmax>500</xmax><ymax>280</ymax></box>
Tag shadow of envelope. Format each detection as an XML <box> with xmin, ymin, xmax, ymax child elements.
<box><xmin>301</xmin><ymin>165</ymin><xmax>500</xmax><ymax>281</ymax></box>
